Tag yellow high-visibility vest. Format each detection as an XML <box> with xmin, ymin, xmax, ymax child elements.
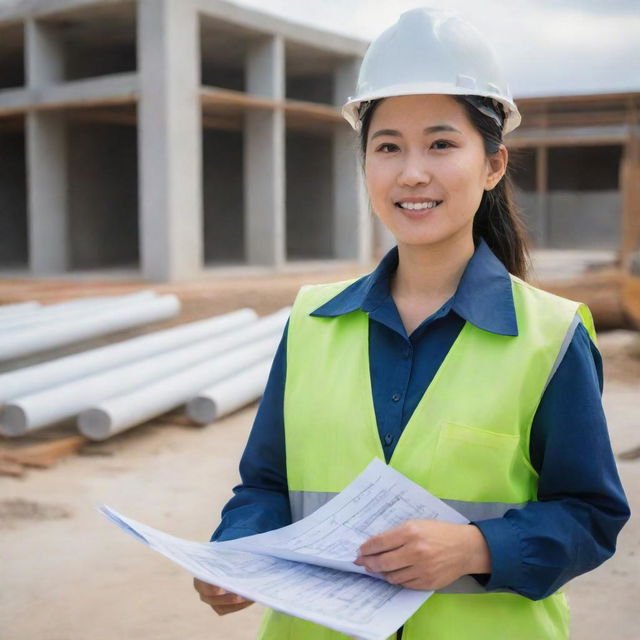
<box><xmin>258</xmin><ymin>274</ymin><xmax>596</xmax><ymax>639</ymax></box>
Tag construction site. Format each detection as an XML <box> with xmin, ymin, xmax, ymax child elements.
<box><xmin>0</xmin><ymin>0</ymin><xmax>639</xmax><ymax>638</ymax></box>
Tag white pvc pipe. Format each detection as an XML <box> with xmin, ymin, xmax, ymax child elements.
<box><xmin>0</xmin><ymin>301</ymin><xmax>42</xmax><ymax>317</ymax></box>
<box><xmin>0</xmin><ymin>308</ymin><xmax>289</xmax><ymax>436</ymax></box>
<box><xmin>0</xmin><ymin>308</ymin><xmax>258</xmax><ymax>403</ymax></box>
<box><xmin>0</xmin><ymin>291</ymin><xmax>157</xmax><ymax>332</ymax></box>
<box><xmin>78</xmin><ymin>336</ymin><xmax>280</xmax><ymax>440</ymax></box>
<box><xmin>186</xmin><ymin>359</ymin><xmax>272</xmax><ymax>424</ymax></box>
<box><xmin>0</xmin><ymin>293</ymin><xmax>180</xmax><ymax>361</ymax></box>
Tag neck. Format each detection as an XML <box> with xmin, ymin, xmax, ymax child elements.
<box><xmin>392</xmin><ymin>232</ymin><xmax>476</xmax><ymax>301</ymax></box>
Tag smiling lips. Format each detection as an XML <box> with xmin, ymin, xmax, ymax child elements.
<box><xmin>395</xmin><ymin>200</ymin><xmax>443</xmax><ymax>214</ymax></box>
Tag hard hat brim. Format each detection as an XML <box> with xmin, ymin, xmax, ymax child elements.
<box><xmin>341</xmin><ymin>85</ymin><xmax>521</xmax><ymax>136</ymax></box>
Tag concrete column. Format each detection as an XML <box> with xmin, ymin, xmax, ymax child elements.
<box><xmin>333</xmin><ymin>56</ymin><xmax>371</xmax><ymax>263</ymax></box>
<box><xmin>244</xmin><ymin>35</ymin><xmax>285</xmax><ymax>267</ymax></box>
<box><xmin>25</xmin><ymin>19</ymin><xmax>68</xmax><ymax>274</ymax></box>
<box><xmin>536</xmin><ymin>145</ymin><xmax>549</xmax><ymax>247</ymax></box>
<box><xmin>137</xmin><ymin>0</ymin><xmax>203</xmax><ymax>282</ymax></box>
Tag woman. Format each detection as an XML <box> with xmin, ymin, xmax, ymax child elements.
<box><xmin>194</xmin><ymin>7</ymin><xmax>629</xmax><ymax>638</ymax></box>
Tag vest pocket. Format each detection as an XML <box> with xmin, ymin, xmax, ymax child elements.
<box><xmin>427</xmin><ymin>420</ymin><xmax>537</xmax><ymax>505</ymax></box>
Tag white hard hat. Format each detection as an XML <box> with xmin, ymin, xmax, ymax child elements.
<box><xmin>342</xmin><ymin>7</ymin><xmax>521</xmax><ymax>135</ymax></box>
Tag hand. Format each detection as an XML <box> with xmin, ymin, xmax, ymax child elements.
<box><xmin>193</xmin><ymin>578</ymin><xmax>255</xmax><ymax>616</ymax></box>
<box><xmin>354</xmin><ymin>520</ymin><xmax>491</xmax><ymax>591</ymax></box>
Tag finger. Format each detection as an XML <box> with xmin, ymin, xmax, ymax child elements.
<box><xmin>194</xmin><ymin>579</ymin><xmax>227</xmax><ymax>597</ymax></box>
<box><xmin>211</xmin><ymin>601</ymin><xmax>255</xmax><ymax>616</ymax></box>
<box><xmin>381</xmin><ymin>565</ymin><xmax>420</xmax><ymax>586</ymax></box>
<box><xmin>359</xmin><ymin>547</ymin><xmax>413</xmax><ymax>574</ymax></box>
<box><xmin>358</xmin><ymin>525</ymin><xmax>408</xmax><ymax>557</ymax></box>
<box><xmin>401</xmin><ymin>576</ymin><xmax>430</xmax><ymax>590</ymax></box>
<box><xmin>200</xmin><ymin>592</ymin><xmax>248</xmax><ymax>607</ymax></box>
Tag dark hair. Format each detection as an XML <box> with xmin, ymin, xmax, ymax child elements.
<box><xmin>358</xmin><ymin>96</ymin><xmax>531</xmax><ymax>280</ymax></box>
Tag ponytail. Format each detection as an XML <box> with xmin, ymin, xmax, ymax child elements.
<box><xmin>472</xmin><ymin>171</ymin><xmax>531</xmax><ymax>280</ymax></box>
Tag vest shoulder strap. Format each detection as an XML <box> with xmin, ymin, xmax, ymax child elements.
<box><xmin>510</xmin><ymin>274</ymin><xmax>597</xmax><ymax>345</ymax></box>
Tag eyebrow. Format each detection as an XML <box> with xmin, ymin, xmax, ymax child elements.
<box><xmin>370</xmin><ymin>124</ymin><xmax>462</xmax><ymax>140</ymax></box>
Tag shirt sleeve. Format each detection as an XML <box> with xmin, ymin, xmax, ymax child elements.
<box><xmin>472</xmin><ymin>321</ymin><xmax>631</xmax><ymax>600</ymax></box>
<box><xmin>210</xmin><ymin>319</ymin><xmax>291</xmax><ymax>542</ymax></box>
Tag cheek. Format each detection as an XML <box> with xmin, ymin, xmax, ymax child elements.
<box><xmin>444</xmin><ymin>158</ymin><xmax>486</xmax><ymax>201</ymax></box>
<box><xmin>364</xmin><ymin>163</ymin><xmax>391</xmax><ymax>199</ymax></box>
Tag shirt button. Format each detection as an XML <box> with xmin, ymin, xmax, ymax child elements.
<box><xmin>384</xmin><ymin>433</ymin><xmax>393</xmax><ymax>445</ymax></box>
<box><xmin>392</xmin><ymin>393</ymin><xmax>401</xmax><ymax>402</ymax></box>
<box><xmin>402</xmin><ymin>347</ymin><xmax>411</xmax><ymax>359</ymax></box>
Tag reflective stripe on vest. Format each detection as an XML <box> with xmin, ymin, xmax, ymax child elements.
<box><xmin>258</xmin><ymin>275</ymin><xmax>596</xmax><ymax>640</ymax></box>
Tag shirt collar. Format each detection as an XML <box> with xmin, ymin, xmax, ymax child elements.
<box><xmin>310</xmin><ymin>237</ymin><xmax>518</xmax><ymax>336</ymax></box>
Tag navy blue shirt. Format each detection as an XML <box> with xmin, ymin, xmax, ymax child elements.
<box><xmin>211</xmin><ymin>238</ymin><xmax>630</xmax><ymax>600</ymax></box>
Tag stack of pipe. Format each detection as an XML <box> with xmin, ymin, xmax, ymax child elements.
<box><xmin>0</xmin><ymin>291</ymin><xmax>181</xmax><ymax>361</ymax></box>
<box><xmin>0</xmin><ymin>305</ymin><xmax>289</xmax><ymax>441</ymax></box>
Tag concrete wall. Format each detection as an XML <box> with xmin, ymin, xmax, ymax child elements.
<box><xmin>548</xmin><ymin>145</ymin><xmax>621</xmax><ymax>191</ymax></box>
<box><xmin>0</xmin><ymin>129</ymin><xmax>28</xmax><ymax>267</ymax></box>
<box><xmin>286</xmin><ymin>130</ymin><xmax>334</xmax><ymax>259</ymax></box>
<box><xmin>67</xmin><ymin>121</ymin><xmax>138</xmax><ymax>269</ymax></box>
<box><xmin>547</xmin><ymin>190</ymin><xmax>620</xmax><ymax>249</ymax></box>
<box><xmin>203</xmin><ymin>128</ymin><xmax>245</xmax><ymax>264</ymax></box>
<box><xmin>513</xmin><ymin>188</ymin><xmax>543</xmax><ymax>247</ymax></box>
<box><xmin>286</xmin><ymin>74</ymin><xmax>334</xmax><ymax>104</ymax></box>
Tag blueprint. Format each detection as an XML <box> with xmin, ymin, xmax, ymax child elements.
<box><xmin>100</xmin><ymin>458</ymin><xmax>468</xmax><ymax>640</ymax></box>
<box><xmin>218</xmin><ymin>458</ymin><xmax>469</xmax><ymax>574</ymax></box>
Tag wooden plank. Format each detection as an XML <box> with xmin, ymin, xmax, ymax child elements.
<box><xmin>517</xmin><ymin>91</ymin><xmax>640</xmax><ymax>108</ymax></box>
<box><xmin>540</xmin><ymin>269</ymin><xmax>627</xmax><ymax>331</ymax></box>
<box><xmin>622</xmin><ymin>275</ymin><xmax>640</xmax><ymax>329</ymax></box>
<box><xmin>0</xmin><ymin>435</ymin><xmax>87</xmax><ymax>468</ymax></box>
<box><xmin>0</xmin><ymin>458</ymin><xmax>24</xmax><ymax>477</ymax></box>
<box><xmin>200</xmin><ymin>86</ymin><xmax>342</xmax><ymax>124</ymax></box>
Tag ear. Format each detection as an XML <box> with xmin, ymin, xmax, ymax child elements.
<box><xmin>484</xmin><ymin>144</ymin><xmax>508</xmax><ymax>190</ymax></box>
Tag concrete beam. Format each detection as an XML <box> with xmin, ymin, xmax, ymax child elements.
<box><xmin>138</xmin><ymin>0</ymin><xmax>203</xmax><ymax>282</ymax></box>
<box><xmin>0</xmin><ymin>0</ymin><xmax>127</xmax><ymax>23</ymax></box>
<box><xmin>0</xmin><ymin>72</ymin><xmax>138</xmax><ymax>116</ymax></box>
<box><xmin>244</xmin><ymin>34</ymin><xmax>285</xmax><ymax>267</ymax></box>
<box><xmin>193</xmin><ymin>0</ymin><xmax>368</xmax><ymax>58</ymax></box>
<box><xmin>0</xmin><ymin>88</ymin><xmax>32</xmax><ymax>117</ymax></box>
<box><xmin>507</xmin><ymin>124</ymin><xmax>630</xmax><ymax>147</ymax></box>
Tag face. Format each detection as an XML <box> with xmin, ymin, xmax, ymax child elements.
<box><xmin>364</xmin><ymin>94</ymin><xmax>507</xmax><ymax>249</ymax></box>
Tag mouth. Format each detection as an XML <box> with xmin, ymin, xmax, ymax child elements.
<box><xmin>395</xmin><ymin>200</ymin><xmax>442</xmax><ymax>213</ymax></box>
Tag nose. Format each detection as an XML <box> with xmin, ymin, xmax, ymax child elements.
<box><xmin>397</xmin><ymin>150</ymin><xmax>432</xmax><ymax>187</ymax></box>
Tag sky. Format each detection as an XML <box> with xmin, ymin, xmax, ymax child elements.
<box><xmin>229</xmin><ymin>0</ymin><xmax>640</xmax><ymax>98</ymax></box>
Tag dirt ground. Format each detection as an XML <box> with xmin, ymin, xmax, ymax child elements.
<box><xmin>0</xmin><ymin>271</ymin><xmax>638</xmax><ymax>640</ymax></box>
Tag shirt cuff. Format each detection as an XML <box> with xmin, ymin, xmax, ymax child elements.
<box><xmin>210</xmin><ymin>526</ymin><xmax>260</xmax><ymax>543</ymax></box>
<box><xmin>472</xmin><ymin>517</ymin><xmax>524</xmax><ymax>591</ymax></box>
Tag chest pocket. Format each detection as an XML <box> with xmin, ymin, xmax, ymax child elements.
<box><xmin>426</xmin><ymin>420</ymin><xmax>538</xmax><ymax>506</ymax></box>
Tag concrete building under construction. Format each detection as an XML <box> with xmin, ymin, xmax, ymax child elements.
<box><xmin>0</xmin><ymin>0</ymin><xmax>639</xmax><ymax>282</ymax></box>
<box><xmin>0</xmin><ymin>0</ymin><xmax>370</xmax><ymax>282</ymax></box>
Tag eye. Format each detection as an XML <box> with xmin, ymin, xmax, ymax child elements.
<box><xmin>375</xmin><ymin>143</ymin><xmax>399</xmax><ymax>153</ymax></box>
<box><xmin>432</xmin><ymin>140</ymin><xmax>454</xmax><ymax>150</ymax></box>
